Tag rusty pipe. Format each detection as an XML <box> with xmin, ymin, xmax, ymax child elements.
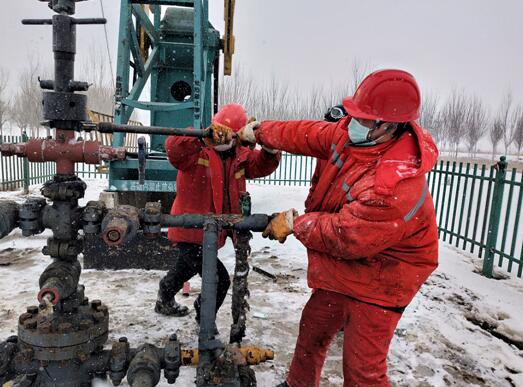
<box><xmin>0</xmin><ymin>136</ymin><xmax>126</xmax><ymax>175</ymax></box>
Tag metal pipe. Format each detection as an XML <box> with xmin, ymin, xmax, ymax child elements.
<box><xmin>97</xmin><ymin>122</ymin><xmax>211</xmax><ymax>138</ymax></box>
<box><xmin>160</xmin><ymin>214</ymin><xmax>270</xmax><ymax>232</ymax></box>
<box><xmin>198</xmin><ymin>220</ymin><xmax>221</xmax><ymax>369</ymax></box>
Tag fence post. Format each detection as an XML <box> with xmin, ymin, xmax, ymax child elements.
<box><xmin>482</xmin><ymin>156</ymin><xmax>507</xmax><ymax>278</ymax></box>
<box><xmin>22</xmin><ymin>131</ymin><xmax>29</xmax><ymax>195</ymax></box>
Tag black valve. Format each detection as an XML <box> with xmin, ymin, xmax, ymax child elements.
<box><xmin>138</xmin><ymin>137</ymin><xmax>147</xmax><ymax>186</ymax></box>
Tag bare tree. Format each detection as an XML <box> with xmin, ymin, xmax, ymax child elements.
<box><xmin>220</xmin><ymin>60</ymin><xmax>375</xmax><ymax>123</ymax></box>
<box><xmin>499</xmin><ymin>91</ymin><xmax>514</xmax><ymax>154</ymax></box>
<box><xmin>512</xmin><ymin>107</ymin><xmax>523</xmax><ymax>157</ymax></box>
<box><xmin>491</xmin><ymin>92</ymin><xmax>513</xmax><ymax>159</ymax></box>
<box><xmin>9</xmin><ymin>62</ymin><xmax>44</xmax><ymax>137</ymax></box>
<box><xmin>349</xmin><ymin>59</ymin><xmax>373</xmax><ymax>95</ymax></box>
<box><xmin>490</xmin><ymin>118</ymin><xmax>504</xmax><ymax>160</ymax></box>
<box><xmin>81</xmin><ymin>48</ymin><xmax>115</xmax><ymax>115</ymax></box>
<box><xmin>419</xmin><ymin>91</ymin><xmax>443</xmax><ymax>147</ymax></box>
<box><xmin>440</xmin><ymin>89</ymin><xmax>467</xmax><ymax>157</ymax></box>
<box><xmin>0</xmin><ymin>68</ymin><xmax>9</xmax><ymax>137</ymax></box>
<box><xmin>464</xmin><ymin>95</ymin><xmax>488</xmax><ymax>158</ymax></box>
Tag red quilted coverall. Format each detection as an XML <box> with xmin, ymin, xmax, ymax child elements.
<box><xmin>255</xmin><ymin>117</ymin><xmax>439</xmax><ymax>386</ymax></box>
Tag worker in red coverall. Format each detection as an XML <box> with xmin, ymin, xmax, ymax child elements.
<box><xmin>235</xmin><ymin>69</ymin><xmax>440</xmax><ymax>387</ymax></box>
<box><xmin>155</xmin><ymin>104</ymin><xmax>281</xmax><ymax>320</ymax></box>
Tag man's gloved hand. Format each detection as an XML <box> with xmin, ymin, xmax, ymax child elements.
<box><xmin>237</xmin><ymin>121</ymin><xmax>260</xmax><ymax>146</ymax></box>
<box><xmin>204</xmin><ymin>122</ymin><xmax>234</xmax><ymax>147</ymax></box>
<box><xmin>262</xmin><ymin>209</ymin><xmax>298</xmax><ymax>243</ymax></box>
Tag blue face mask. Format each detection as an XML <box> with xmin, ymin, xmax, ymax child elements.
<box><xmin>348</xmin><ymin>119</ymin><xmax>376</xmax><ymax>146</ymax></box>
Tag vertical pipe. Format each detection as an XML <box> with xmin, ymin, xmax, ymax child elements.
<box><xmin>193</xmin><ymin>0</ymin><xmax>203</xmax><ymax>130</ymax></box>
<box><xmin>198</xmin><ymin>219</ymin><xmax>222</xmax><ymax>371</ymax></box>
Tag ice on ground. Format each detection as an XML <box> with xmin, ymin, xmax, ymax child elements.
<box><xmin>1</xmin><ymin>180</ymin><xmax>523</xmax><ymax>386</ymax></box>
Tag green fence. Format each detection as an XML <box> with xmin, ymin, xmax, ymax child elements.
<box><xmin>1</xmin><ymin>135</ymin><xmax>522</xmax><ymax>278</ymax></box>
<box><xmin>0</xmin><ymin>135</ymin><xmax>108</xmax><ymax>192</ymax></box>
<box><xmin>427</xmin><ymin>157</ymin><xmax>522</xmax><ymax>278</ymax></box>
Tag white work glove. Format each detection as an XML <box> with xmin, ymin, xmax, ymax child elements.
<box><xmin>237</xmin><ymin>121</ymin><xmax>260</xmax><ymax>145</ymax></box>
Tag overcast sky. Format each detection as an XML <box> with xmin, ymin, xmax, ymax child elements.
<box><xmin>1</xmin><ymin>0</ymin><xmax>522</xmax><ymax>113</ymax></box>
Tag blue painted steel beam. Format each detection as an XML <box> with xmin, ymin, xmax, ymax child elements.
<box><xmin>113</xmin><ymin>0</ymin><xmax>133</xmax><ymax>147</ymax></box>
<box><xmin>122</xmin><ymin>100</ymin><xmax>194</xmax><ymax>112</ymax></box>
<box><xmin>193</xmin><ymin>0</ymin><xmax>203</xmax><ymax>129</ymax></box>
<box><xmin>123</xmin><ymin>46</ymin><xmax>160</xmax><ymax>121</ymax></box>
<box><xmin>130</xmin><ymin>0</ymin><xmax>194</xmax><ymax>6</ymax></box>
<box><xmin>131</xmin><ymin>4</ymin><xmax>158</xmax><ymax>43</ymax></box>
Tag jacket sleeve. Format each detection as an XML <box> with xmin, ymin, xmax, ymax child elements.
<box><xmin>293</xmin><ymin>188</ymin><xmax>408</xmax><ymax>259</ymax></box>
<box><xmin>164</xmin><ymin>135</ymin><xmax>203</xmax><ymax>171</ymax></box>
<box><xmin>244</xmin><ymin>149</ymin><xmax>281</xmax><ymax>179</ymax></box>
<box><xmin>255</xmin><ymin>120</ymin><xmax>340</xmax><ymax>159</ymax></box>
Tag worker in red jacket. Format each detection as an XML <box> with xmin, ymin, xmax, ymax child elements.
<box><xmin>155</xmin><ymin>104</ymin><xmax>281</xmax><ymax>320</ymax></box>
<box><xmin>237</xmin><ymin>69</ymin><xmax>439</xmax><ymax>387</ymax></box>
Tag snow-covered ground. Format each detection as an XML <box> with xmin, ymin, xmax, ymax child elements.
<box><xmin>1</xmin><ymin>181</ymin><xmax>523</xmax><ymax>386</ymax></box>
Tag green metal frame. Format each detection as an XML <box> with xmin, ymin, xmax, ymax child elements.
<box><xmin>109</xmin><ymin>0</ymin><xmax>218</xmax><ymax>193</ymax></box>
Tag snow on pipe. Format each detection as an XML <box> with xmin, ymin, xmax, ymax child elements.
<box><xmin>0</xmin><ymin>201</ymin><xmax>19</xmax><ymax>240</ymax></box>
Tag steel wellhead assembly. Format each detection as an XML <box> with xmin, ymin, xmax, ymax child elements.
<box><xmin>0</xmin><ymin>1</ymin><xmax>273</xmax><ymax>386</ymax></box>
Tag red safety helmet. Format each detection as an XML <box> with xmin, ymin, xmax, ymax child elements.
<box><xmin>342</xmin><ymin>69</ymin><xmax>421</xmax><ymax>122</ymax></box>
<box><xmin>212</xmin><ymin>104</ymin><xmax>248</xmax><ymax>132</ymax></box>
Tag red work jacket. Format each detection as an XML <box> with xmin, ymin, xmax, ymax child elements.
<box><xmin>256</xmin><ymin>118</ymin><xmax>439</xmax><ymax>308</ymax></box>
<box><xmin>165</xmin><ymin>136</ymin><xmax>280</xmax><ymax>247</ymax></box>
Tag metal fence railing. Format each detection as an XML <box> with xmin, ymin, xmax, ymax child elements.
<box><xmin>1</xmin><ymin>135</ymin><xmax>521</xmax><ymax>278</ymax></box>
<box><xmin>427</xmin><ymin>157</ymin><xmax>522</xmax><ymax>278</ymax></box>
<box><xmin>252</xmin><ymin>152</ymin><xmax>317</xmax><ymax>186</ymax></box>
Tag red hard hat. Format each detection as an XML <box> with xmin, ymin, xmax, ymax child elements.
<box><xmin>213</xmin><ymin>104</ymin><xmax>248</xmax><ymax>132</ymax></box>
<box><xmin>342</xmin><ymin>69</ymin><xmax>421</xmax><ymax>122</ymax></box>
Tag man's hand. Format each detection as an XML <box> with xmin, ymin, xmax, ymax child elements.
<box><xmin>263</xmin><ymin>209</ymin><xmax>299</xmax><ymax>243</ymax></box>
<box><xmin>204</xmin><ymin>122</ymin><xmax>234</xmax><ymax>147</ymax></box>
<box><xmin>237</xmin><ymin>121</ymin><xmax>260</xmax><ymax>146</ymax></box>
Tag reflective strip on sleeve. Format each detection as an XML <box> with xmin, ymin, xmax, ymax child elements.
<box><xmin>331</xmin><ymin>144</ymin><xmax>344</xmax><ymax>169</ymax></box>
<box><xmin>403</xmin><ymin>181</ymin><xmax>428</xmax><ymax>222</ymax></box>
<box><xmin>197</xmin><ymin>158</ymin><xmax>209</xmax><ymax>167</ymax></box>
<box><xmin>342</xmin><ymin>181</ymin><xmax>354</xmax><ymax>202</ymax></box>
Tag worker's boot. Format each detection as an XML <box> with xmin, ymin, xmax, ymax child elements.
<box><xmin>154</xmin><ymin>292</ymin><xmax>189</xmax><ymax>317</ymax></box>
